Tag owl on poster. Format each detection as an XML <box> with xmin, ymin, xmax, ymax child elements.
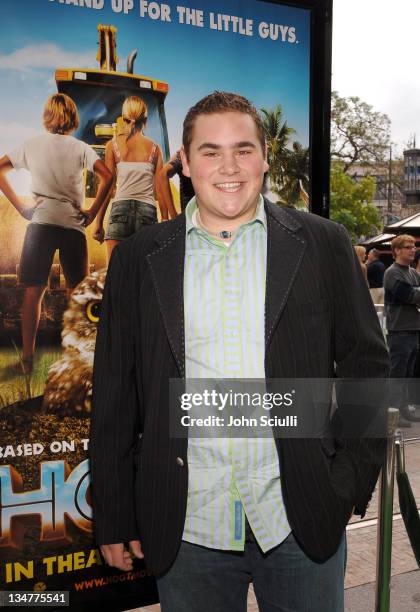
<box><xmin>42</xmin><ymin>269</ymin><xmax>105</xmax><ymax>416</ymax></box>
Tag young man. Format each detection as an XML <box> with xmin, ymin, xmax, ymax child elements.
<box><xmin>90</xmin><ymin>92</ymin><xmax>389</xmax><ymax>611</ymax></box>
<box><xmin>384</xmin><ymin>234</ymin><xmax>420</xmax><ymax>426</ymax></box>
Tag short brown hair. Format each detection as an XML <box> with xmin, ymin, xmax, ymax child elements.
<box><xmin>182</xmin><ymin>91</ymin><xmax>265</xmax><ymax>158</ymax></box>
<box><xmin>43</xmin><ymin>93</ymin><xmax>79</xmax><ymax>134</ymax></box>
<box><xmin>391</xmin><ymin>234</ymin><xmax>415</xmax><ymax>256</ymax></box>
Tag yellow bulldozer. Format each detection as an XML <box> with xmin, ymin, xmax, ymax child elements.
<box><xmin>55</xmin><ymin>24</ymin><xmax>170</xmax><ymax>196</ymax></box>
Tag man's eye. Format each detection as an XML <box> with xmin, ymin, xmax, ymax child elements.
<box><xmin>203</xmin><ymin>151</ymin><xmax>218</xmax><ymax>157</ymax></box>
<box><xmin>237</xmin><ymin>149</ymin><xmax>252</xmax><ymax>156</ymax></box>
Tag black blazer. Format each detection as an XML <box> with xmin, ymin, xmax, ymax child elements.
<box><xmin>90</xmin><ymin>201</ymin><xmax>390</xmax><ymax>576</ymax></box>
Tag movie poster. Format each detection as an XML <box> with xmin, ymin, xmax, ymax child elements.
<box><xmin>0</xmin><ymin>1</ymin><xmax>311</xmax><ymax>609</ymax></box>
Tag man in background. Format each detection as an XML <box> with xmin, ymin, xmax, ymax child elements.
<box><xmin>384</xmin><ymin>234</ymin><xmax>420</xmax><ymax>426</ymax></box>
<box><xmin>367</xmin><ymin>248</ymin><xmax>385</xmax><ymax>304</ymax></box>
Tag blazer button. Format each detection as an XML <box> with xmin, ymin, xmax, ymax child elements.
<box><xmin>176</xmin><ymin>457</ymin><xmax>184</xmax><ymax>467</ymax></box>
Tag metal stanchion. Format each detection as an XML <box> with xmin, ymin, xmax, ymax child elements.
<box><xmin>375</xmin><ymin>407</ymin><xmax>400</xmax><ymax>612</ymax></box>
<box><xmin>395</xmin><ymin>429</ymin><xmax>405</xmax><ymax>475</ymax></box>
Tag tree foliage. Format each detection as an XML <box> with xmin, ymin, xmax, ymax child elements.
<box><xmin>276</xmin><ymin>141</ymin><xmax>309</xmax><ymax>206</ymax></box>
<box><xmin>331</xmin><ymin>91</ymin><xmax>391</xmax><ymax>173</ymax></box>
<box><xmin>261</xmin><ymin>105</ymin><xmax>295</xmax><ymax>192</ymax></box>
<box><xmin>260</xmin><ymin>105</ymin><xmax>309</xmax><ymax>206</ymax></box>
<box><xmin>330</xmin><ymin>164</ymin><xmax>380</xmax><ymax>240</ymax></box>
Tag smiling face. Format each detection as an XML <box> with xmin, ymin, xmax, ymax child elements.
<box><xmin>180</xmin><ymin>111</ymin><xmax>269</xmax><ymax>229</ymax></box>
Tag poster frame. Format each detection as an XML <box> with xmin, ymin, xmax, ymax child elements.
<box><xmin>264</xmin><ymin>0</ymin><xmax>333</xmax><ymax>217</ymax></box>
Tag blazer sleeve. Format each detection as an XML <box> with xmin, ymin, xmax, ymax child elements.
<box><xmin>89</xmin><ymin>246</ymin><xmax>141</xmax><ymax>544</ymax></box>
<box><xmin>331</xmin><ymin>224</ymin><xmax>390</xmax><ymax>517</ymax></box>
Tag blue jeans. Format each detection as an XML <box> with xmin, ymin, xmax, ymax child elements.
<box><xmin>156</xmin><ymin>522</ymin><xmax>346</xmax><ymax>612</ymax></box>
<box><xmin>104</xmin><ymin>199</ymin><xmax>157</xmax><ymax>240</ymax></box>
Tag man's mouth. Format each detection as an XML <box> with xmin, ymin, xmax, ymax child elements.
<box><xmin>214</xmin><ymin>182</ymin><xmax>242</xmax><ymax>193</ymax></box>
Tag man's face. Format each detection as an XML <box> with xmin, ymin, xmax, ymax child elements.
<box><xmin>181</xmin><ymin>112</ymin><xmax>269</xmax><ymax>224</ymax></box>
<box><xmin>367</xmin><ymin>250</ymin><xmax>375</xmax><ymax>263</ymax></box>
<box><xmin>395</xmin><ymin>242</ymin><xmax>416</xmax><ymax>265</ymax></box>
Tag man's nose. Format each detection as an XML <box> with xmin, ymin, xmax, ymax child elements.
<box><xmin>219</xmin><ymin>153</ymin><xmax>240</xmax><ymax>174</ymax></box>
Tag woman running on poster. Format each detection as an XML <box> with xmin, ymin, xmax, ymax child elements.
<box><xmin>0</xmin><ymin>93</ymin><xmax>112</xmax><ymax>374</ymax></box>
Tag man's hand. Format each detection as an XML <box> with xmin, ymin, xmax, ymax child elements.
<box><xmin>100</xmin><ymin>540</ymin><xmax>144</xmax><ymax>571</ymax></box>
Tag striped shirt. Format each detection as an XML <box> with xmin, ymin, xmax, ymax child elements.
<box><xmin>182</xmin><ymin>196</ymin><xmax>290</xmax><ymax>552</ymax></box>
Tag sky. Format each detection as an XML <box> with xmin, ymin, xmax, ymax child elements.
<box><xmin>0</xmin><ymin>1</ymin><xmax>310</xmax><ymax>151</ymax></box>
<box><xmin>332</xmin><ymin>0</ymin><xmax>417</xmax><ymax>156</ymax></box>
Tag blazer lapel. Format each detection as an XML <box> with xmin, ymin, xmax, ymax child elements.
<box><xmin>264</xmin><ymin>201</ymin><xmax>307</xmax><ymax>349</ymax></box>
<box><xmin>147</xmin><ymin>216</ymin><xmax>186</xmax><ymax>377</ymax></box>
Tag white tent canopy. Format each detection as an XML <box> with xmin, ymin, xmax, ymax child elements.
<box><xmin>361</xmin><ymin>233</ymin><xmax>395</xmax><ymax>247</ymax></box>
<box><xmin>384</xmin><ymin>211</ymin><xmax>420</xmax><ymax>232</ymax></box>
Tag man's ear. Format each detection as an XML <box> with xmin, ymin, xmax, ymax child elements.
<box><xmin>180</xmin><ymin>146</ymin><xmax>191</xmax><ymax>177</ymax></box>
<box><xmin>263</xmin><ymin>143</ymin><xmax>269</xmax><ymax>174</ymax></box>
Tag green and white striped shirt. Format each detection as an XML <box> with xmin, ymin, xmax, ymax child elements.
<box><xmin>183</xmin><ymin>196</ymin><xmax>290</xmax><ymax>552</ymax></box>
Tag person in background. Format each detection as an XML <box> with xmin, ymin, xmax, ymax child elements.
<box><xmin>0</xmin><ymin>93</ymin><xmax>112</xmax><ymax>374</ymax></box>
<box><xmin>158</xmin><ymin>149</ymin><xmax>195</xmax><ymax>215</ymax></box>
<box><xmin>411</xmin><ymin>249</ymin><xmax>420</xmax><ymax>413</ymax></box>
<box><xmin>367</xmin><ymin>248</ymin><xmax>386</xmax><ymax>304</ymax></box>
<box><xmin>93</xmin><ymin>96</ymin><xmax>167</xmax><ymax>261</ymax></box>
<box><xmin>384</xmin><ymin>234</ymin><xmax>420</xmax><ymax>427</ymax></box>
<box><xmin>354</xmin><ymin>245</ymin><xmax>368</xmax><ymax>283</ymax></box>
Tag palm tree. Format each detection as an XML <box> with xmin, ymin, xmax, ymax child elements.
<box><xmin>260</xmin><ymin>106</ymin><xmax>295</xmax><ymax>196</ymax></box>
<box><xmin>278</xmin><ymin>142</ymin><xmax>310</xmax><ymax>207</ymax></box>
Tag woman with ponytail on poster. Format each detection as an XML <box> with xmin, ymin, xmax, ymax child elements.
<box><xmin>93</xmin><ymin>96</ymin><xmax>168</xmax><ymax>260</ymax></box>
<box><xmin>0</xmin><ymin>93</ymin><xmax>112</xmax><ymax>375</ymax></box>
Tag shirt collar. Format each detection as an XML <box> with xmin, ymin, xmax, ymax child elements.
<box><xmin>185</xmin><ymin>195</ymin><xmax>266</xmax><ymax>235</ymax></box>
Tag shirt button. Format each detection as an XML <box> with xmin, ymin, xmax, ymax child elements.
<box><xmin>176</xmin><ymin>457</ymin><xmax>184</xmax><ymax>467</ymax></box>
